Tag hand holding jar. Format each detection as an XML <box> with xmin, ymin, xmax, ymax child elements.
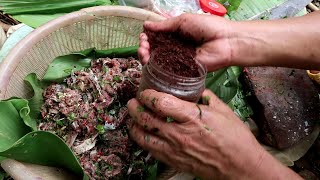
<box><xmin>127</xmin><ymin>89</ymin><xmax>300</xmax><ymax>179</ymax></box>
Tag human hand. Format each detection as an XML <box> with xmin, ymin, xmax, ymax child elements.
<box><xmin>127</xmin><ymin>89</ymin><xmax>300</xmax><ymax>179</ymax></box>
<box><xmin>140</xmin><ymin>12</ymin><xmax>320</xmax><ymax>71</ymax></box>
<box><xmin>138</xmin><ymin>14</ymin><xmax>234</xmax><ymax>72</ymax></box>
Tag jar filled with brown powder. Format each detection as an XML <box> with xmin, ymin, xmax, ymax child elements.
<box><xmin>138</xmin><ymin>30</ymin><xmax>207</xmax><ymax>102</ymax></box>
<box><xmin>138</xmin><ymin>55</ymin><xmax>207</xmax><ymax>102</ymax></box>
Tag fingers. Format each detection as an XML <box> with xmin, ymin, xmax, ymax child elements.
<box><xmin>139</xmin><ymin>89</ymin><xmax>201</xmax><ymax>123</ymax></box>
<box><xmin>201</xmin><ymin>89</ymin><xmax>231</xmax><ymax>110</ymax></box>
<box><xmin>129</xmin><ymin>123</ymin><xmax>181</xmax><ymax>167</ymax></box>
<box><xmin>138</xmin><ymin>33</ymin><xmax>150</xmax><ymax>64</ymax></box>
<box><xmin>144</xmin><ymin>16</ymin><xmax>181</xmax><ymax>32</ymax></box>
<box><xmin>127</xmin><ymin>98</ymin><xmax>172</xmax><ymax>137</ymax></box>
<box><xmin>201</xmin><ymin>89</ymin><xmax>219</xmax><ymax>108</ymax></box>
<box><xmin>129</xmin><ymin>123</ymin><xmax>170</xmax><ymax>152</ymax></box>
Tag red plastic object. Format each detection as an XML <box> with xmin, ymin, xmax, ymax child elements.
<box><xmin>199</xmin><ymin>0</ymin><xmax>227</xmax><ymax>16</ymax></box>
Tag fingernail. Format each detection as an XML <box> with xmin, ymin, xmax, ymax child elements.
<box><xmin>127</xmin><ymin>99</ymin><xmax>133</xmax><ymax>105</ymax></box>
<box><xmin>144</xmin><ymin>21</ymin><xmax>152</xmax><ymax>28</ymax></box>
<box><xmin>144</xmin><ymin>21</ymin><xmax>151</xmax><ymax>26</ymax></box>
<box><xmin>139</xmin><ymin>91</ymin><xmax>144</xmax><ymax>100</ymax></box>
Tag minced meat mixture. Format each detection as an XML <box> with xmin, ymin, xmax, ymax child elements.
<box><xmin>39</xmin><ymin>57</ymin><xmax>154</xmax><ymax>179</ymax></box>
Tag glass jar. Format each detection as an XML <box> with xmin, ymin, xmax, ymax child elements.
<box><xmin>138</xmin><ymin>57</ymin><xmax>207</xmax><ymax>102</ymax></box>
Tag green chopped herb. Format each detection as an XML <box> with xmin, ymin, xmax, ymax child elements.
<box><xmin>103</xmin><ymin>66</ymin><xmax>109</xmax><ymax>73</ymax></box>
<box><xmin>144</xmin><ymin>135</ymin><xmax>150</xmax><ymax>142</ymax></box>
<box><xmin>147</xmin><ymin>161</ymin><xmax>158</xmax><ymax>180</ymax></box>
<box><xmin>97</xmin><ymin>117</ymin><xmax>103</xmax><ymax>122</ymax></box>
<box><xmin>67</xmin><ymin>113</ymin><xmax>76</xmax><ymax>121</ymax></box>
<box><xmin>104</xmin><ymin>109</ymin><xmax>109</xmax><ymax>115</ymax></box>
<box><xmin>56</xmin><ymin>120</ymin><xmax>65</xmax><ymax>126</ymax></box>
<box><xmin>151</xmin><ymin>98</ymin><xmax>157</xmax><ymax>107</ymax></box>
<box><xmin>113</xmin><ymin>76</ymin><xmax>121</xmax><ymax>82</ymax></box>
<box><xmin>96</xmin><ymin>124</ymin><xmax>105</xmax><ymax>134</ymax></box>
<box><xmin>107</xmin><ymin>164</ymin><xmax>113</xmax><ymax>171</ymax></box>
<box><xmin>137</xmin><ymin>106</ymin><xmax>145</xmax><ymax>112</ymax></box>
<box><xmin>166</xmin><ymin>117</ymin><xmax>175</xmax><ymax>123</ymax></box>
<box><xmin>203</xmin><ymin>125</ymin><xmax>212</xmax><ymax>132</ymax></box>
<box><xmin>134</xmin><ymin>149</ymin><xmax>143</xmax><ymax>157</ymax></box>
<box><xmin>260</xmin><ymin>16</ymin><xmax>269</xmax><ymax>20</ymax></box>
<box><xmin>103</xmin><ymin>80</ymin><xmax>110</xmax><ymax>85</ymax></box>
<box><xmin>82</xmin><ymin>112</ymin><xmax>88</xmax><ymax>119</ymax></box>
<box><xmin>109</xmin><ymin>109</ymin><xmax>116</xmax><ymax>115</ymax></box>
<box><xmin>97</xmin><ymin>109</ymin><xmax>103</xmax><ymax>114</ymax></box>
<box><xmin>203</xmin><ymin>96</ymin><xmax>210</xmax><ymax>105</ymax></box>
<box><xmin>57</xmin><ymin>92</ymin><xmax>64</xmax><ymax>99</ymax></box>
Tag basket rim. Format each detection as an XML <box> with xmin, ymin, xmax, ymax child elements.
<box><xmin>0</xmin><ymin>6</ymin><xmax>165</xmax><ymax>99</ymax></box>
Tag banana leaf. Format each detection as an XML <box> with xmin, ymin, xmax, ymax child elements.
<box><xmin>216</xmin><ymin>0</ymin><xmax>242</xmax><ymax>13</ymax></box>
<box><xmin>0</xmin><ymin>131</ymin><xmax>83</xmax><ymax>177</ymax></box>
<box><xmin>0</xmin><ymin>100</ymin><xmax>33</xmax><ymax>153</ymax></box>
<box><xmin>12</xmin><ymin>14</ymin><xmax>63</xmax><ymax>28</ymax></box>
<box><xmin>0</xmin><ymin>0</ymin><xmax>118</xmax><ymax>28</ymax></box>
<box><xmin>43</xmin><ymin>46</ymin><xmax>138</xmax><ymax>83</ymax></box>
<box><xmin>0</xmin><ymin>0</ymin><xmax>112</xmax><ymax>15</ymax></box>
<box><xmin>206</xmin><ymin>66</ymin><xmax>253</xmax><ymax>121</ymax></box>
<box><xmin>0</xmin><ymin>172</ymin><xmax>4</xmax><ymax>180</ymax></box>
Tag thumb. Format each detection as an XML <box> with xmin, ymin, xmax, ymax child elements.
<box><xmin>143</xmin><ymin>16</ymin><xmax>181</xmax><ymax>33</ymax></box>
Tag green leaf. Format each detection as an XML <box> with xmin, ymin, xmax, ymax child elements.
<box><xmin>95</xmin><ymin>125</ymin><xmax>105</xmax><ymax>134</ymax></box>
<box><xmin>43</xmin><ymin>54</ymin><xmax>91</xmax><ymax>83</ymax></box>
<box><xmin>1</xmin><ymin>0</ymin><xmax>117</xmax><ymax>28</ymax></box>
<box><xmin>42</xmin><ymin>46</ymin><xmax>138</xmax><ymax>83</ymax></box>
<box><xmin>0</xmin><ymin>100</ymin><xmax>31</xmax><ymax>154</ymax></box>
<box><xmin>205</xmin><ymin>66</ymin><xmax>253</xmax><ymax>121</ymax></box>
<box><xmin>137</xmin><ymin>106</ymin><xmax>145</xmax><ymax>112</ymax></box>
<box><xmin>24</xmin><ymin>73</ymin><xmax>45</xmax><ymax>122</ymax></box>
<box><xmin>4</xmin><ymin>98</ymin><xmax>38</xmax><ymax>131</ymax></box>
<box><xmin>0</xmin><ymin>0</ymin><xmax>111</xmax><ymax>15</ymax></box>
<box><xmin>205</xmin><ymin>67</ymin><xmax>239</xmax><ymax>104</ymax></box>
<box><xmin>166</xmin><ymin>117</ymin><xmax>175</xmax><ymax>123</ymax></box>
<box><xmin>12</xmin><ymin>14</ymin><xmax>64</xmax><ymax>28</ymax></box>
<box><xmin>0</xmin><ymin>131</ymin><xmax>83</xmax><ymax>178</ymax></box>
<box><xmin>146</xmin><ymin>161</ymin><xmax>158</xmax><ymax>180</ymax></box>
<box><xmin>113</xmin><ymin>76</ymin><xmax>121</xmax><ymax>82</ymax></box>
<box><xmin>0</xmin><ymin>46</ymin><xmax>146</xmax><ymax>179</ymax></box>
<box><xmin>216</xmin><ymin>0</ymin><xmax>242</xmax><ymax>13</ymax></box>
<box><xmin>0</xmin><ymin>168</ymin><xmax>6</xmax><ymax>180</ymax></box>
<box><xmin>94</xmin><ymin>46</ymin><xmax>138</xmax><ymax>58</ymax></box>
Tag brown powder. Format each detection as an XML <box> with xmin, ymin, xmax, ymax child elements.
<box><xmin>145</xmin><ymin>30</ymin><xmax>201</xmax><ymax>77</ymax></box>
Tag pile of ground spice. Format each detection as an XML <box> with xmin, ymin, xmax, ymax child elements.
<box><xmin>144</xmin><ymin>30</ymin><xmax>200</xmax><ymax>77</ymax></box>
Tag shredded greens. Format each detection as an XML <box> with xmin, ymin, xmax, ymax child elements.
<box><xmin>0</xmin><ymin>46</ymin><xmax>251</xmax><ymax>179</ymax></box>
<box><xmin>0</xmin><ymin>47</ymin><xmax>137</xmax><ymax>179</ymax></box>
<box><xmin>216</xmin><ymin>0</ymin><xmax>242</xmax><ymax>13</ymax></box>
<box><xmin>206</xmin><ymin>66</ymin><xmax>253</xmax><ymax>121</ymax></box>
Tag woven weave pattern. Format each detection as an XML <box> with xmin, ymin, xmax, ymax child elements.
<box><xmin>5</xmin><ymin>16</ymin><xmax>143</xmax><ymax>99</ymax></box>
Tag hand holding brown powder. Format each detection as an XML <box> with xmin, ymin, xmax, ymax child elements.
<box><xmin>139</xmin><ymin>14</ymin><xmax>234</xmax><ymax>72</ymax></box>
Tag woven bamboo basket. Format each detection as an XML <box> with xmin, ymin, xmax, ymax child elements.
<box><xmin>0</xmin><ymin>6</ymin><xmax>193</xmax><ymax>180</ymax></box>
<box><xmin>0</xmin><ymin>6</ymin><xmax>163</xmax><ymax>99</ymax></box>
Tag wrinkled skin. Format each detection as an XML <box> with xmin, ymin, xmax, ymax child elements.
<box><xmin>128</xmin><ymin>89</ymin><xmax>300</xmax><ymax>179</ymax></box>
<box><xmin>131</xmin><ymin>13</ymin><xmax>320</xmax><ymax>179</ymax></box>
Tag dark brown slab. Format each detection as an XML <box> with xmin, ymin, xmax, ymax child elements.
<box><xmin>243</xmin><ymin>67</ymin><xmax>319</xmax><ymax>149</ymax></box>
